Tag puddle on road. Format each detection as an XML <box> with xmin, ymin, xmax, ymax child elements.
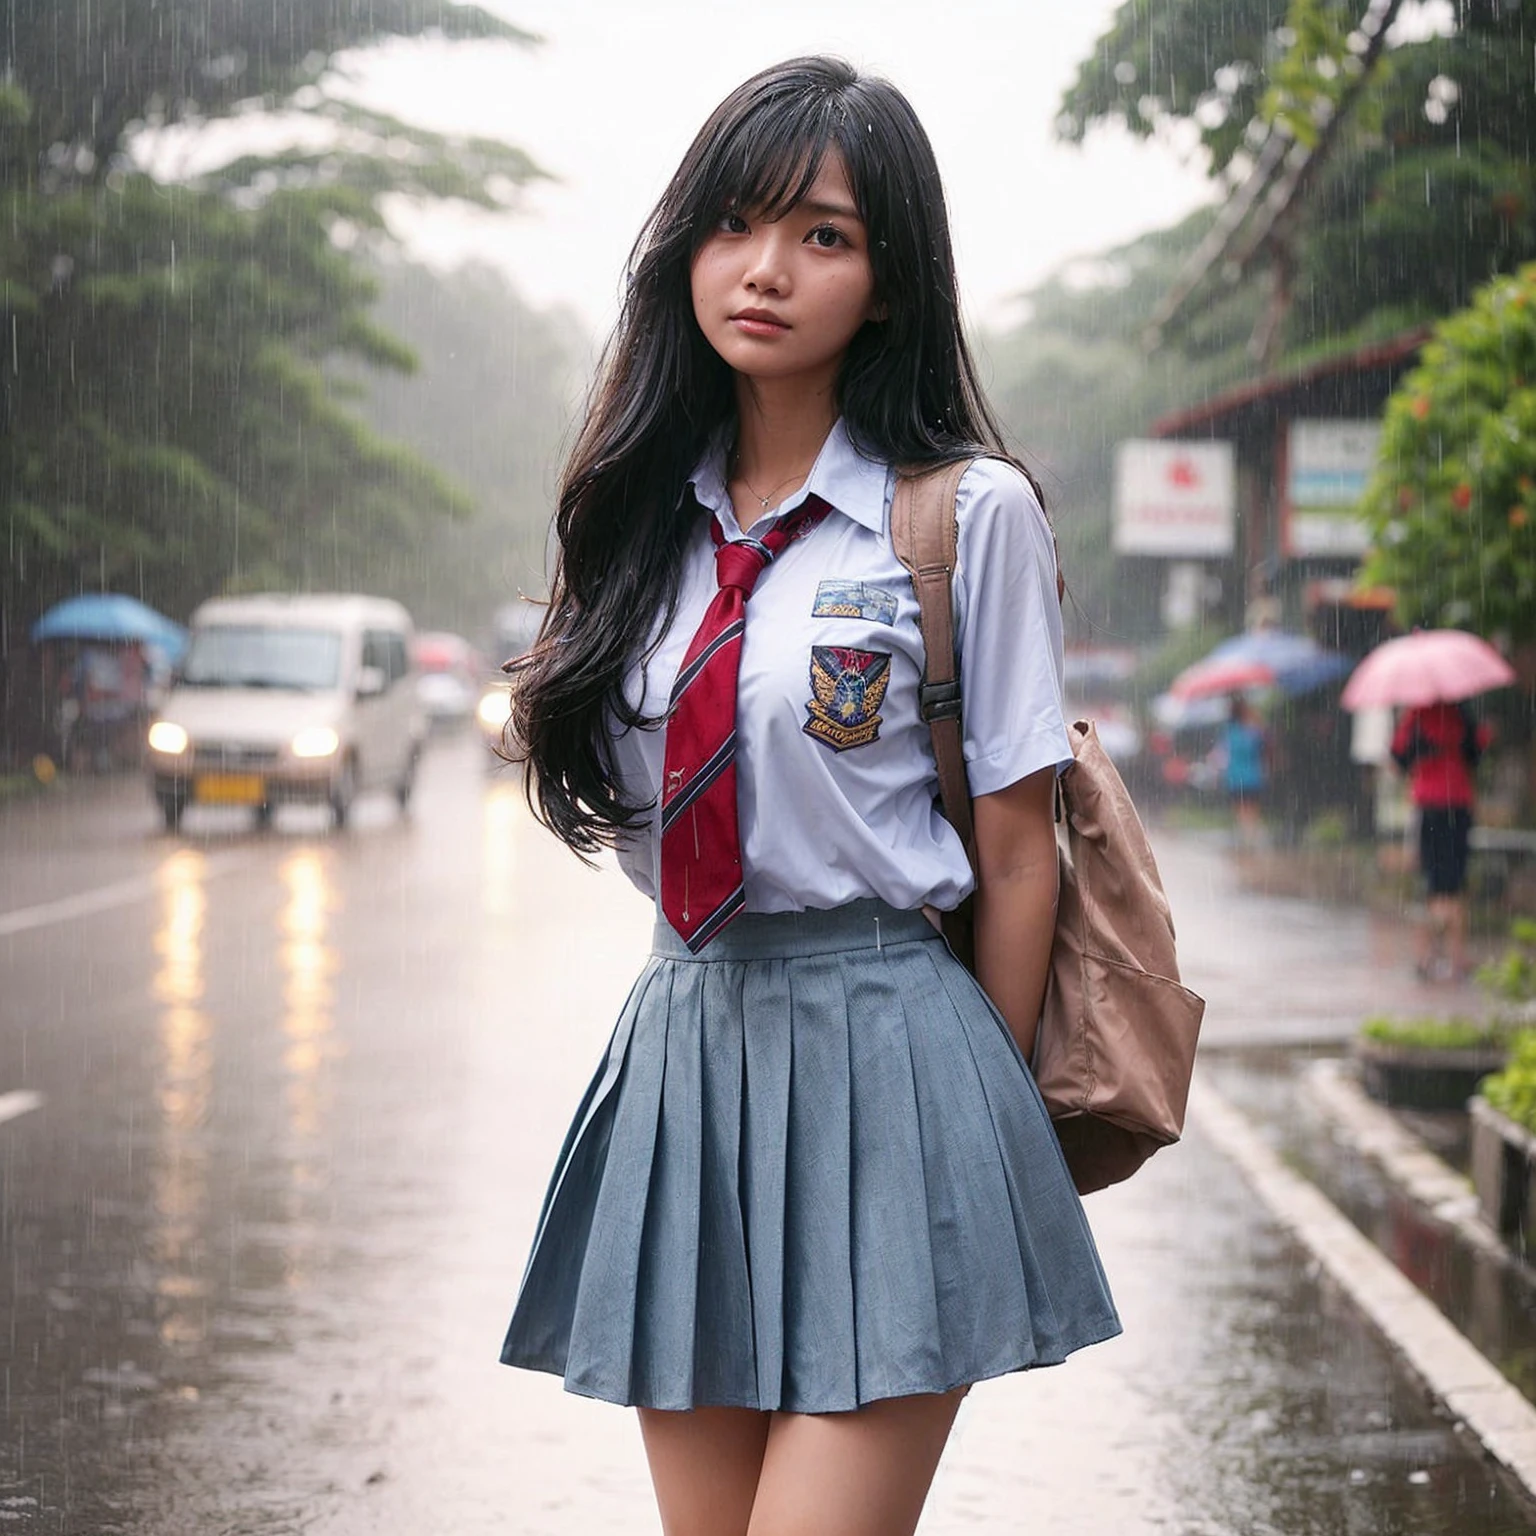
<box><xmin>1206</xmin><ymin>1049</ymin><xmax>1536</xmax><ymax>1491</ymax></box>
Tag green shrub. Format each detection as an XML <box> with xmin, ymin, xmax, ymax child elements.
<box><xmin>1480</xmin><ymin>1031</ymin><xmax>1536</xmax><ymax>1133</ymax></box>
<box><xmin>1478</xmin><ymin>919</ymin><xmax>1536</xmax><ymax>1012</ymax></box>
<box><xmin>1359</xmin><ymin>1015</ymin><xmax>1509</xmax><ymax>1051</ymax></box>
<box><xmin>1303</xmin><ymin>810</ymin><xmax>1350</xmax><ymax>850</ymax></box>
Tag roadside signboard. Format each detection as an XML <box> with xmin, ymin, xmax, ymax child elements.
<box><xmin>1285</xmin><ymin>419</ymin><xmax>1380</xmax><ymax>557</ymax></box>
<box><xmin>1113</xmin><ymin>440</ymin><xmax>1235</xmax><ymax>557</ymax></box>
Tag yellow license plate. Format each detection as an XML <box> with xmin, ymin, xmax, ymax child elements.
<box><xmin>195</xmin><ymin>773</ymin><xmax>265</xmax><ymax>805</ymax></box>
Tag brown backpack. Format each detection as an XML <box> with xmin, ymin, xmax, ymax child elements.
<box><xmin>891</xmin><ymin>461</ymin><xmax>1205</xmax><ymax>1195</ymax></box>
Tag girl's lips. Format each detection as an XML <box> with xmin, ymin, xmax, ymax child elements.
<box><xmin>729</xmin><ymin>314</ymin><xmax>790</xmax><ymax>337</ymax></box>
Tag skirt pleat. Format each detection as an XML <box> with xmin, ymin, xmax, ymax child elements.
<box><xmin>782</xmin><ymin>954</ymin><xmax>858</xmax><ymax>1410</ymax></box>
<box><xmin>501</xmin><ymin>900</ymin><xmax>1120</xmax><ymax>1414</ymax></box>
<box><xmin>693</xmin><ymin>962</ymin><xmax>753</xmax><ymax>1404</ymax></box>
<box><xmin>850</xmin><ymin>956</ymin><xmax>949</xmax><ymax>1402</ymax></box>
<box><xmin>739</xmin><ymin>958</ymin><xmax>791</xmax><ymax>1406</ymax></box>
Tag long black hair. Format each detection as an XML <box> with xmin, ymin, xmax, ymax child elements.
<box><xmin>512</xmin><ymin>55</ymin><xmax>1020</xmax><ymax>855</ymax></box>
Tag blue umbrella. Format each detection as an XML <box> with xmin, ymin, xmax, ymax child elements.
<box><xmin>31</xmin><ymin>594</ymin><xmax>188</xmax><ymax>661</ymax></box>
<box><xmin>1203</xmin><ymin>629</ymin><xmax>1351</xmax><ymax>695</ymax></box>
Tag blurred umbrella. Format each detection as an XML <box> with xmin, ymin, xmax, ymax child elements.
<box><xmin>1151</xmin><ymin>692</ymin><xmax>1233</xmax><ymax>730</ymax></box>
<box><xmin>1340</xmin><ymin>629</ymin><xmax>1517</xmax><ymax>711</ymax></box>
<box><xmin>1169</xmin><ymin>657</ymin><xmax>1277</xmax><ymax>701</ymax></box>
<box><xmin>30</xmin><ymin>594</ymin><xmax>187</xmax><ymax>660</ymax></box>
<box><xmin>1169</xmin><ymin>629</ymin><xmax>1351</xmax><ymax>701</ymax></box>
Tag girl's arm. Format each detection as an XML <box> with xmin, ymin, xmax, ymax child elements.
<box><xmin>971</xmin><ymin>764</ymin><xmax>1060</xmax><ymax>1062</ymax></box>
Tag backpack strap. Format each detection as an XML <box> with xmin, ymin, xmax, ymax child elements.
<box><xmin>891</xmin><ymin>459</ymin><xmax>977</xmax><ymax>862</ymax></box>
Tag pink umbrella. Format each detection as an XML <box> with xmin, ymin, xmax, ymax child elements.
<box><xmin>1168</xmin><ymin>657</ymin><xmax>1276</xmax><ymax>701</ymax></box>
<box><xmin>1340</xmin><ymin>629</ymin><xmax>1517</xmax><ymax>711</ymax></box>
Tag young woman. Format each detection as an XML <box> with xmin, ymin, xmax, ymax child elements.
<box><xmin>502</xmin><ymin>56</ymin><xmax>1119</xmax><ymax>1536</ymax></box>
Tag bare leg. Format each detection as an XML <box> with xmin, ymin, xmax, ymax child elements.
<box><xmin>638</xmin><ymin>1406</ymin><xmax>770</xmax><ymax>1536</ymax></box>
<box><xmin>748</xmin><ymin>1388</ymin><xmax>966</xmax><ymax>1536</ymax></box>
<box><xmin>1422</xmin><ymin>895</ymin><xmax>1460</xmax><ymax>978</ymax></box>
<box><xmin>1235</xmin><ymin>798</ymin><xmax>1262</xmax><ymax>848</ymax></box>
<box><xmin>1443</xmin><ymin>893</ymin><xmax>1471</xmax><ymax>977</ymax></box>
<box><xmin>1414</xmin><ymin>900</ymin><xmax>1438</xmax><ymax>977</ymax></box>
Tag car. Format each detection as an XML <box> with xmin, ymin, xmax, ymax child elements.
<box><xmin>414</xmin><ymin>630</ymin><xmax>482</xmax><ymax>733</ymax></box>
<box><xmin>145</xmin><ymin>593</ymin><xmax>424</xmax><ymax>831</ymax></box>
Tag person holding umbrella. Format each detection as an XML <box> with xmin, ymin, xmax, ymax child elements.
<box><xmin>1391</xmin><ymin>701</ymin><xmax>1489</xmax><ymax>980</ymax></box>
<box><xmin>1342</xmin><ymin>629</ymin><xmax>1516</xmax><ymax>983</ymax></box>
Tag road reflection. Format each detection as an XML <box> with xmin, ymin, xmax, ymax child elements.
<box><xmin>151</xmin><ymin>848</ymin><xmax>212</xmax><ymax>1350</ymax></box>
<box><xmin>481</xmin><ymin>778</ymin><xmax>523</xmax><ymax>918</ymax></box>
<box><xmin>279</xmin><ymin>848</ymin><xmax>341</xmax><ymax>1149</ymax></box>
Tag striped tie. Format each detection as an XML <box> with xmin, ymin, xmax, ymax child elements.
<box><xmin>660</xmin><ymin>493</ymin><xmax>832</xmax><ymax>952</ymax></box>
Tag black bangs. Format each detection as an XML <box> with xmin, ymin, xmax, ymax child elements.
<box><xmin>693</xmin><ymin>97</ymin><xmax>845</xmax><ymax>232</ymax></box>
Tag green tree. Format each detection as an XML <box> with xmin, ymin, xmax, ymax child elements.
<box><xmin>1</xmin><ymin>2</ymin><xmax>540</xmax><ymax>722</ymax></box>
<box><xmin>1057</xmin><ymin>0</ymin><xmax>1298</xmax><ymax>175</ymax></box>
<box><xmin>1058</xmin><ymin>0</ymin><xmax>1536</xmax><ymax>354</ymax></box>
<box><xmin>1358</xmin><ymin>262</ymin><xmax>1536</xmax><ymax>641</ymax></box>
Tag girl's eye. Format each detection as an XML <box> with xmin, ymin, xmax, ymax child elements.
<box><xmin>718</xmin><ymin>211</ymin><xmax>749</xmax><ymax>235</ymax></box>
<box><xmin>808</xmin><ymin>225</ymin><xmax>849</xmax><ymax>249</ymax></box>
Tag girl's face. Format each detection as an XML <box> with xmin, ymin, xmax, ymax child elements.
<box><xmin>689</xmin><ymin>150</ymin><xmax>880</xmax><ymax>389</ymax></box>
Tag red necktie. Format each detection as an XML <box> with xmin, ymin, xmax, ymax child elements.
<box><xmin>660</xmin><ymin>494</ymin><xmax>832</xmax><ymax>951</ymax></box>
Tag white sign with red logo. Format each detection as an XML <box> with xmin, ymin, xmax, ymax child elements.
<box><xmin>1113</xmin><ymin>440</ymin><xmax>1236</xmax><ymax>557</ymax></box>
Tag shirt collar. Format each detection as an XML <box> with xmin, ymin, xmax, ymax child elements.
<box><xmin>686</xmin><ymin>419</ymin><xmax>890</xmax><ymax>538</ymax></box>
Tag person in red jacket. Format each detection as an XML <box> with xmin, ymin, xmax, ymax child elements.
<box><xmin>1391</xmin><ymin>701</ymin><xmax>1487</xmax><ymax>980</ymax></box>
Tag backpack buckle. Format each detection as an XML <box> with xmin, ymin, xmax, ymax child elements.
<box><xmin>919</xmin><ymin>678</ymin><xmax>962</xmax><ymax>723</ymax></box>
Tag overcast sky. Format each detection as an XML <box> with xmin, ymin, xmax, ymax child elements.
<box><xmin>334</xmin><ymin>0</ymin><xmax>1218</xmax><ymax>333</ymax></box>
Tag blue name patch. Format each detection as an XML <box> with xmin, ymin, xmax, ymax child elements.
<box><xmin>811</xmin><ymin>580</ymin><xmax>898</xmax><ymax>626</ymax></box>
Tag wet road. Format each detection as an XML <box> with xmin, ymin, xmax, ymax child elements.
<box><xmin>2</xmin><ymin>740</ymin><xmax>1533</xmax><ymax>1534</ymax></box>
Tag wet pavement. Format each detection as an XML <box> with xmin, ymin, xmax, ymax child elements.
<box><xmin>1</xmin><ymin>740</ymin><xmax>1533</xmax><ymax>1533</ymax></box>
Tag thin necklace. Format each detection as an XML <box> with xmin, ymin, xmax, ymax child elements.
<box><xmin>730</xmin><ymin>448</ymin><xmax>815</xmax><ymax>514</ymax></box>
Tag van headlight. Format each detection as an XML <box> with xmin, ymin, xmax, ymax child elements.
<box><xmin>477</xmin><ymin>688</ymin><xmax>512</xmax><ymax>729</ymax></box>
<box><xmin>147</xmin><ymin>721</ymin><xmax>189</xmax><ymax>756</ymax></box>
<box><xmin>291</xmin><ymin>726</ymin><xmax>340</xmax><ymax>759</ymax></box>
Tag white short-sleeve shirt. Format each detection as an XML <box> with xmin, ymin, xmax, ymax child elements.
<box><xmin>611</xmin><ymin>419</ymin><xmax>1071</xmax><ymax>913</ymax></box>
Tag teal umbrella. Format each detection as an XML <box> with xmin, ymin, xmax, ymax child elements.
<box><xmin>31</xmin><ymin>594</ymin><xmax>187</xmax><ymax>661</ymax></box>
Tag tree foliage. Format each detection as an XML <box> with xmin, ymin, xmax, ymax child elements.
<box><xmin>5</xmin><ymin>1</ymin><xmax>532</xmax><ymax>185</ymax></box>
<box><xmin>1059</xmin><ymin>0</ymin><xmax>1536</xmax><ymax>350</ymax></box>
<box><xmin>1</xmin><ymin>1</ymin><xmax>540</xmax><ymax>673</ymax></box>
<box><xmin>1358</xmin><ymin>262</ymin><xmax>1536</xmax><ymax>641</ymax></box>
<box><xmin>1056</xmin><ymin>0</ymin><xmax>1292</xmax><ymax>176</ymax></box>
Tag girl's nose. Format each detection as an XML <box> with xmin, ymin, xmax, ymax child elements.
<box><xmin>742</xmin><ymin>233</ymin><xmax>792</xmax><ymax>295</ymax></box>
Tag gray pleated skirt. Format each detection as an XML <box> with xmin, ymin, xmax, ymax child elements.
<box><xmin>500</xmin><ymin>899</ymin><xmax>1121</xmax><ymax>1413</ymax></box>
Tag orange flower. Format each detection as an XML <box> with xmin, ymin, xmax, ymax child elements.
<box><xmin>1452</xmin><ymin>482</ymin><xmax>1473</xmax><ymax>512</ymax></box>
<box><xmin>1512</xmin><ymin>506</ymin><xmax>1530</xmax><ymax>529</ymax></box>
<box><xmin>1410</xmin><ymin>396</ymin><xmax>1431</xmax><ymax>420</ymax></box>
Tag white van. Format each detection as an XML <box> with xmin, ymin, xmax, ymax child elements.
<box><xmin>146</xmin><ymin>593</ymin><xmax>424</xmax><ymax>831</ymax></box>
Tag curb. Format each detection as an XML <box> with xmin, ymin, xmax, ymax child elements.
<box><xmin>1304</xmin><ymin>1057</ymin><xmax>1514</xmax><ymax>1264</ymax></box>
<box><xmin>1189</xmin><ymin>1079</ymin><xmax>1536</xmax><ymax>1497</ymax></box>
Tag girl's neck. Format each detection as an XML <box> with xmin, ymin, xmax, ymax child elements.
<box><xmin>730</xmin><ymin>374</ymin><xmax>838</xmax><ymax>503</ymax></box>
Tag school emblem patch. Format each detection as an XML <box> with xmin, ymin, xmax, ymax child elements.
<box><xmin>803</xmin><ymin>645</ymin><xmax>892</xmax><ymax>752</ymax></box>
<box><xmin>811</xmin><ymin>579</ymin><xmax>898</xmax><ymax>626</ymax></box>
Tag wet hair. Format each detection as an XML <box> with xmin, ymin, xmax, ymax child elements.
<box><xmin>512</xmin><ymin>55</ymin><xmax>1022</xmax><ymax>855</ymax></box>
